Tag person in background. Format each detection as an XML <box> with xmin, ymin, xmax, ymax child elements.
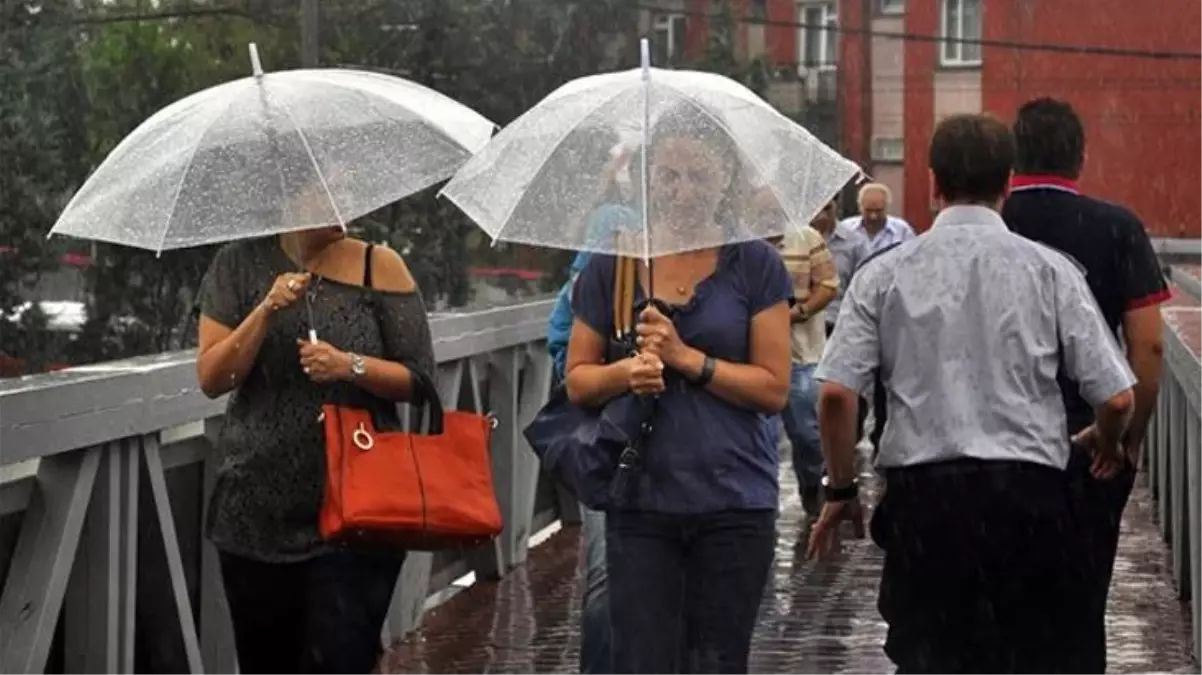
<box><xmin>841</xmin><ymin>182</ymin><xmax>914</xmax><ymax>255</ymax></box>
<box><xmin>544</xmin><ymin>131</ymin><xmax>637</xmax><ymax>675</ymax></box>
<box><xmin>1003</xmin><ymin>97</ymin><xmax>1169</xmax><ymax>674</ymax></box>
<box><xmin>840</xmin><ymin>183</ymin><xmax>913</xmax><ymax>456</ymax></box>
<box><xmin>808</xmin><ymin>199</ymin><xmax>871</xmax><ymax>443</ymax></box>
<box><xmin>809</xmin><ymin>113</ymin><xmax>1136</xmax><ymax>673</ymax></box>
<box><xmin>773</xmin><ymin>200</ymin><xmax>839</xmax><ymax>515</ymax></box>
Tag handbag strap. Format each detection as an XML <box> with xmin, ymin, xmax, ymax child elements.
<box><xmin>363</xmin><ymin>244</ymin><xmax>445</xmax><ymax>434</ymax></box>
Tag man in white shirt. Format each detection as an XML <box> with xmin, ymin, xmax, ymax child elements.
<box><xmin>841</xmin><ymin>183</ymin><xmax>915</xmax><ymax>255</ymax></box>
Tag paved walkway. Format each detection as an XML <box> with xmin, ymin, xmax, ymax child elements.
<box><xmin>381</xmin><ymin>453</ymin><xmax>1197</xmax><ymax>674</ymax></box>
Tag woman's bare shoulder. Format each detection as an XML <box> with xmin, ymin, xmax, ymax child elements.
<box><xmin>367</xmin><ymin>243</ymin><xmax>418</xmax><ymax>294</ymax></box>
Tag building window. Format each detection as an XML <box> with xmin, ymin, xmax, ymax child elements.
<box><xmin>798</xmin><ymin>2</ymin><xmax>837</xmax><ymax>69</ymax></box>
<box><xmin>872</xmin><ymin>137</ymin><xmax>904</xmax><ymax>162</ymax></box>
<box><xmin>940</xmin><ymin>0</ymin><xmax>981</xmax><ymax>65</ymax></box>
<box><xmin>651</xmin><ymin>13</ymin><xmax>687</xmax><ymax>65</ymax></box>
<box><xmin>878</xmin><ymin>0</ymin><xmax>904</xmax><ymax>15</ymax></box>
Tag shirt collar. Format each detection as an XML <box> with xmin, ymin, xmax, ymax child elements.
<box><xmin>932</xmin><ymin>205</ymin><xmax>1008</xmax><ymax>230</ymax></box>
<box><xmin>1010</xmin><ymin>174</ymin><xmax>1080</xmax><ymax>194</ymax></box>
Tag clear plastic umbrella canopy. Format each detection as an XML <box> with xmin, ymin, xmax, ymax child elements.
<box><xmin>49</xmin><ymin>45</ymin><xmax>496</xmax><ymax>252</ymax></box>
<box><xmin>440</xmin><ymin>45</ymin><xmax>861</xmax><ymax>260</ymax></box>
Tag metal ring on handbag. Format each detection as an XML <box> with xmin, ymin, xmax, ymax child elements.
<box><xmin>352</xmin><ymin>422</ymin><xmax>375</xmax><ymax>451</ymax></box>
<box><xmin>486</xmin><ymin>412</ymin><xmax>499</xmax><ymax>429</ymax></box>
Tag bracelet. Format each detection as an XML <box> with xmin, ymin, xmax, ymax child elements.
<box><xmin>695</xmin><ymin>355</ymin><xmax>716</xmax><ymax>387</ymax></box>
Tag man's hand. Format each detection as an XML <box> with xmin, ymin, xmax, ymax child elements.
<box><xmin>806</xmin><ymin>499</ymin><xmax>865</xmax><ymax>561</ymax></box>
<box><xmin>1072</xmin><ymin>424</ymin><xmax>1126</xmax><ymax>480</ymax></box>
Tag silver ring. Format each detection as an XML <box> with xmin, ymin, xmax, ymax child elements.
<box><xmin>287</xmin><ymin>280</ymin><xmax>298</xmax><ymax>291</ymax></box>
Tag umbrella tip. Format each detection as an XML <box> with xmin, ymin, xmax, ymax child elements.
<box><xmin>640</xmin><ymin>38</ymin><xmax>650</xmax><ymax>75</ymax></box>
<box><xmin>248</xmin><ymin>43</ymin><xmax>264</xmax><ymax>78</ymax></box>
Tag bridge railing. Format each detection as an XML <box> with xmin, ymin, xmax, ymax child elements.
<box><xmin>1145</xmin><ymin>273</ymin><xmax>1201</xmax><ymax>662</ymax></box>
<box><xmin>0</xmin><ymin>300</ymin><xmax>570</xmax><ymax>674</ymax></box>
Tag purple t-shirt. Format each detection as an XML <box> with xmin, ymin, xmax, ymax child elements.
<box><xmin>571</xmin><ymin>240</ymin><xmax>791</xmax><ymax>514</ymax></box>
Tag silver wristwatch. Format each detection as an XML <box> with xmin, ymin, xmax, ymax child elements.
<box><xmin>348</xmin><ymin>353</ymin><xmax>367</xmax><ymax>379</ymax></box>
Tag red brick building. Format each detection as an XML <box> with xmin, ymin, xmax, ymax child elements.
<box><xmin>656</xmin><ymin>0</ymin><xmax>1200</xmax><ymax>237</ymax></box>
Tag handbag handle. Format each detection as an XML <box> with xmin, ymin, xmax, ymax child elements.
<box><xmin>363</xmin><ymin>244</ymin><xmax>447</xmax><ymax>435</ymax></box>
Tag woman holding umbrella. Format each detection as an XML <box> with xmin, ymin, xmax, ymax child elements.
<box><xmin>565</xmin><ymin>105</ymin><xmax>793</xmax><ymax>673</ymax></box>
<box><xmin>195</xmin><ymin>221</ymin><xmax>434</xmax><ymax>674</ymax></box>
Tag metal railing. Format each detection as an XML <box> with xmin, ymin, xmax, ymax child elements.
<box><xmin>1145</xmin><ymin>273</ymin><xmax>1201</xmax><ymax>662</ymax></box>
<box><xmin>0</xmin><ymin>299</ymin><xmax>573</xmax><ymax>674</ymax></box>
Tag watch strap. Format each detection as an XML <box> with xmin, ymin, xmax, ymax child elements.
<box><xmin>695</xmin><ymin>355</ymin><xmax>716</xmax><ymax>387</ymax></box>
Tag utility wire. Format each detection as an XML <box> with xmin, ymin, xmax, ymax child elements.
<box><xmin>8</xmin><ymin>0</ymin><xmax>1201</xmax><ymax>62</ymax></box>
<box><xmin>630</xmin><ymin>1</ymin><xmax>1202</xmax><ymax>61</ymax></box>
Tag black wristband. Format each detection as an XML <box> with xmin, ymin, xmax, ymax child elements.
<box><xmin>695</xmin><ymin>355</ymin><xmax>716</xmax><ymax>387</ymax></box>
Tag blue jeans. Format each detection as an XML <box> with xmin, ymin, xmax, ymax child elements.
<box><xmin>780</xmin><ymin>362</ymin><xmax>824</xmax><ymax>489</ymax></box>
<box><xmin>606</xmin><ymin>509</ymin><xmax>776</xmax><ymax>673</ymax></box>
<box><xmin>579</xmin><ymin>507</ymin><xmax>611</xmax><ymax>674</ymax></box>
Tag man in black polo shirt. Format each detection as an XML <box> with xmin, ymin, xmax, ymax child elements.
<box><xmin>1002</xmin><ymin>97</ymin><xmax>1169</xmax><ymax>673</ymax></box>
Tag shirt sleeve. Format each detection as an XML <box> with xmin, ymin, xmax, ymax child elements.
<box><xmin>743</xmin><ymin>241</ymin><xmax>791</xmax><ymax>315</ymax></box>
<box><xmin>375</xmin><ymin>290</ymin><xmax>436</xmax><ymax>383</ymax></box>
<box><xmin>1054</xmin><ymin>262</ymin><xmax>1137</xmax><ymax>406</ymax></box>
<box><xmin>198</xmin><ymin>243</ymin><xmax>250</xmax><ymax>329</ymax></box>
<box><xmin>807</xmin><ymin>230</ymin><xmax>839</xmax><ymax>291</ymax></box>
<box><xmin>814</xmin><ymin>270</ymin><xmax>880</xmax><ymax>395</ymax></box>
<box><xmin>570</xmin><ymin>254</ymin><xmax>615</xmax><ymax>337</ymax></box>
<box><xmin>1117</xmin><ymin>217</ymin><xmax>1170</xmax><ymax>310</ymax></box>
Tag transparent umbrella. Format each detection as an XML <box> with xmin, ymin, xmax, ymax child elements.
<box><xmin>440</xmin><ymin>39</ymin><xmax>861</xmax><ymax>261</ymax></box>
<box><xmin>49</xmin><ymin>44</ymin><xmax>496</xmax><ymax>253</ymax></box>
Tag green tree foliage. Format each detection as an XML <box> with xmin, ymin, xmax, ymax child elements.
<box><xmin>3</xmin><ymin>0</ymin><xmax>764</xmax><ymax>373</ymax></box>
<box><xmin>0</xmin><ymin>0</ymin><xmax>89</xmax><ymax>373</ymax></box>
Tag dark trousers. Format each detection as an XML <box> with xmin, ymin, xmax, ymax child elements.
<box><xmin>873</xmin><ymin>459</ymin><xmax>1089</xmax><ymax>674</ymax></box>
<box><xmin>606</xmin><ymin>509</ymin><xmax>776</xmax><ymax>673</ymax></box>
<box><xmin>1066</xmin><ymin>449</ymin><xmax>1137</xmax><ymax>673</ymax></box>
<box><xmin>219</xmin><ymin>549</ymin><xmax>405</xmax><ymax>674</ymax></box>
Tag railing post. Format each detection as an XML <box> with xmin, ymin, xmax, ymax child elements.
<box><xmin>63</xmin><ymin>441</ymin><xmax>139</xmax><ymax>673</ymax></box>
<box><xmin>0</xmin><ymin>447</ymin><xmax>101</xmax><ymax>674</ymax></box>
<box><xmin>1158</xmin><ymin>384</ymin><xmax>1172</xmax><ymax>540</ymax></box>
<box><xmin>1169</xmin><ymin>381</ymin><xmax>1190</xmax><ymax>597</ymax></box>
<box><xmin>1186</xmin><ymin>405</ymin><xmax>1201</xmax><ymax>661</ymax></box>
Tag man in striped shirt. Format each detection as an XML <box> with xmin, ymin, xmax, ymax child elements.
<box><xmin>776</xmin><ymin>201</ymin><xmax>840</xmax><ymax>514</ymax></box>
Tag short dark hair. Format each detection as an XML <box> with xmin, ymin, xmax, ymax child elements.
<box><xmin>1012</xmin><ymin>98</ymin><xmax>1085</xmax><ymax>179</ymax></box>
<box><xmin>928</xmin><ymin>113</ymin><xmax>1015</xmax><ymax>204</ymax></box>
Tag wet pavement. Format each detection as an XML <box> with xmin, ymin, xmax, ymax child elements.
<box><xmin>381</xmin><ymin>449</ymin><xmax>1198</xmax><ymax>674</ymax></box>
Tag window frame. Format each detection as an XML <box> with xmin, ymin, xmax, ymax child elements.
<box><xmin>871</xmin><ymin>137</ymin><xmax>905</xmax><ymax>163</ymax></box>
<box><xmin>796</xmin><ymin>1</ymin><xmax>838</xmax><ymax>70</ymax></box>
<box><xmin>939</xmin><ymin>0</ymin><xmax>982</xmax><ymax>67</ymax></box>
<box><xmin>878</xmin><ymin>0</ymin><xmax>904</xmax><ymax>16</ymax></box>
<box><xmin>651</xmin><ymin>13</ymin><xmax>688</xmax><ymax>65</ymax></box>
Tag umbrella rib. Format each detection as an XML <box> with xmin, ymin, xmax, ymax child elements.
<box><xmin>480</xmin><ymin>84</ymin><xmax>640</xmax><ymax>251</ymax></box>
<box><xmin>657</xmin><ymin>81</ymin><xmax>801</xmax><ymax>236</ymax></box>
<box><xmin>271</xmin><ymin>98</ymin><xmax>348</xmax><ymax>229</ymax></box>
<box><xmin>154</xmin><ymin>89</ymin><xmax>242</xmax><ymax>254</ymax></box>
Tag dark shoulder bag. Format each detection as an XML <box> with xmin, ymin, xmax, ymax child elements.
<box><xmin>523</xmin><ymin>256</ymin><xmax>655</xmax><ymax>511</ymax></box>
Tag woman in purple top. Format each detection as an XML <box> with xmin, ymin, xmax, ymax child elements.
<box><xmin>564</xmin><ymin>106</ymin><xmax>792</xmax><ymax>673</ymax></box>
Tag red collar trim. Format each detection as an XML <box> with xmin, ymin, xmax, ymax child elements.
<box><xmin>1011</xmin><ymin>174</ymin><xmax>1080</xmax><ymax>194</ymax></box>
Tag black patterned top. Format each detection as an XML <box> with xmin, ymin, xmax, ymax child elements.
<box><xmin>199</xmin><ymin>237</ymin><xmax>435</xmax><ymax>562</ymax></box>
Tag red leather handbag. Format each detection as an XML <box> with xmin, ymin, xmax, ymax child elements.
<box><xmin>319</xmin><ymin>369</ymin><xmax>503</xmax><ymax>550</ymax></box>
